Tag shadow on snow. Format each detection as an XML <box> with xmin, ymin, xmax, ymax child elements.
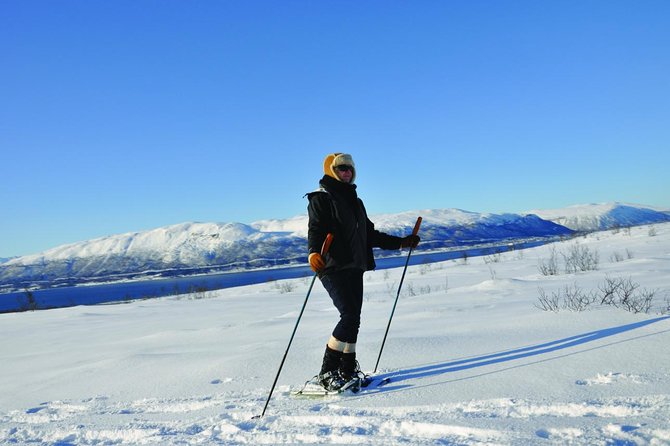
<box><xmin>370</xmin><ymin>316</ymin><xmax>670</xmax><ymax>393</ymax></box>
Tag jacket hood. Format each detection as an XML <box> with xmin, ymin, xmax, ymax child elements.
<box><xmin>323</xmin><ymin>153</ymin><xmax>356</xmax><ymax>183</ymax></box>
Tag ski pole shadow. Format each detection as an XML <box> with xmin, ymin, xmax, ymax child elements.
<box><xmin>372</xmin><ymin>316</ymin><xmax>670</xmax><ymax>392</ymax></box>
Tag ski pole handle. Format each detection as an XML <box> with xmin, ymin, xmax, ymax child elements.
<box><xmin>412</xmin><ymin>217</ymin><xmax>422</xmax><ymax>236</ymax></box>
<box><xmin>321</xmin><ymin>233</ymin><xmax>334</xmax><ymax>256</ymax></box>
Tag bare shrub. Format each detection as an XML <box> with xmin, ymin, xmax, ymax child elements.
<box><xmin>536</xmin><ymin>287</ymin><xmax>561</xmax><ymax>312</ymax></box>
<box><xmin>483</xmin><ymin>253</ymin><xmax>502</xmax><ymax>264</ymax></box>
<box><xmin>419</xmin><ymin>262</ymin><xmax>432</xmax><ymax>275</ymax></box>
<box><xmin>648</xmin><ymin>226</ymin><xmax>657</xmax><ymax>237</ymax></box>
<box><xmin>563</xmin><ymin>243</ymin><xmax>599</xmax><ymax>274</ymax></box>
<box><xmin>404</xmin><ymin>281</ymin><xmax>416</xmax><ymax>297</ymax></box>
<box><xmin>662</xmin><ymin>296</ymin><xmax>670</xmax><ymax>315</ymax></box>
<box><xmin>616</xmin><ymin>277</ymin><xmax>640</xmax><ymax>308</ymax></box>
<box><xmin>538</xmin><ymin>277</ymin><xmax>660</xmax><ymax>315</ymax></box>
<box><xmin>599</xmin><ymin>276</ymin><xmax>623</xmax><ymax>305</ymax></box>
<box><xmin>621</xmin><ymin>288</ymin><xmax>655</xmax><ymax>314</ymax></box>
<box><xmin>193</xmin><ymin>290</ymin><xmax>215</xmax><ymax>300</ymax></box>
<box><xmin>274</xmin><ymin>281</ymin><xmax>296</xmax><ymax>293</ymax></box>
<box><xmin>21</xmin><ymin>289</ymin><xmax>38</xmax><ymax>311</ymax></box>
<box><xmin>561</xmin><ymin>282</ymin><xmax>597</xmax><ymax>312</ymax></box>
<box><xmin>538</xmin><ymin>246</ymin><xmax>560</xmax><ymax>276</ymax></box>
<box><xmin>418</xmin><ymin>284</ymin><xmax>432</xmax><ymax>295</ymax></box>
<box><xmin>610</xmin><ymin>252</ymin><xmax>624</xmax><ymax>263</ymax></box>
<box><xmin>183</xmin><ymin>285</ymin><xmax>215</xmax><ymax>300</ymax></box>
<box><xmin>597</xmin><ymin>276</ymin><xmax>658</xmax><ymax>314</ymax></box>
<box><xmin>536</xmin><ymin>283</ymin><xmax>595</xmax><ymax>312</ymax></box>
<box><xmin>386</xmin><ymin>281</ymin><xmax>397</xmax><ymax>299</ymax></box>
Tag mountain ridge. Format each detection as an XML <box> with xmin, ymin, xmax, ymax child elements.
<box><xmin>1</xmin><ymin>202</ymin><xmax>667</xmax><ymax>292</ymax></box>
<box><xmin>527</xmin><ymin>202</ymin><xmax>670</xmax><ymax>231</ymax></box>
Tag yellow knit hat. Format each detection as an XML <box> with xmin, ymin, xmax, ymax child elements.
<box><xmin>323</xmin><ymin>153</ymin><xmax>356</xmax><ymax>183</ymax></box>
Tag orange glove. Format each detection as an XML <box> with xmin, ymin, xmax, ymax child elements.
<box><xmin>400</xmin><ymin>235</ymin><xmax>420</xmax><ymax>249</ymax></box>
<box><xmin>309</xmin><ymin>252</ymin><xmax>326</xmax><ymax>273</ymax></box>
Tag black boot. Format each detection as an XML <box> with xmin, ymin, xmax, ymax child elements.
<box><xmin>318</xmin><ymin>346</ymin><xmax>346</xmax><ymax>391</ymax></box>
<box><xmin>340</xmin><ymin>352</ymin><xmax>363</xmax><ymax>386</ymax></box>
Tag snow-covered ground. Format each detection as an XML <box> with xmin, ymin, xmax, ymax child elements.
<box><xmin>1</xmin><ymin>223</ymin><xmax>669</xmax><ymax>445</ymax></box>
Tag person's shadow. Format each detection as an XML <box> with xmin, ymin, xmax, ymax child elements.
<box><xmin>365</xmin><ymin>316</ymin><xmax>670</xmax><ymax>393</ymax></box>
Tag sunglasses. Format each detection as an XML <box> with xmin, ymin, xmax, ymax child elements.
<box><xmin>335</xmin><ymin>165</ymin><xmax>353</xmax><ymax>172</ymax></box>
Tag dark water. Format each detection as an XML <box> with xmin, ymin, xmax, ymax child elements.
<box><xmin>1</xmin><ymin>240</ymin><xmax>550</xmax><ymax>313</ymax></box>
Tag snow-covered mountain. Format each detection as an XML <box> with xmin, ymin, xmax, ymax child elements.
<box><xmin>527</xmin><ymin>202</ymin><xmax>670</xmax><ymax>232</ymax></box>
<box><xmin>252</xmin><ymin>208</ymin><xmax>572</xmax><ymax>246</ymax></box>
<box><xmin>0</xmin><ymin>222</ymin><xmax>307</xmax><ymax>291</ymax></box>
<box><xmin>0</xmin><ymin>209</ymin><xmax>571</xmax><ymax>291</ymax></box>
<box><xmin>2</xmin><ymin>203</ymin><xmax>665</xmax><ymax>291</ymax></box>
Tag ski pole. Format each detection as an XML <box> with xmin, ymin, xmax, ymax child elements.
<box><xmin>374</xmin><ymin>217</ymin><xmax>422</xmax><ymax>374</ymax></box>
<box><xmin>254</xmin><ymin>233</ymin><xmax>333</xmax><ymax>419</ymax></box>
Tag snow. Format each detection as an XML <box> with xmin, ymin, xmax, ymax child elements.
<box><xmin>1</xmin><ymin>223</ymin><xmax>669</xmax><ymax>445</ymax></box>
<box><xmin>5</xmin><ymin>222</ymin><xmax>260</xmax><ymax>265</ymax></box>
<box><xmin>251</xmin><ymin>215</ymin><xmax>310</xmax><ymax>238</ymax></box>
<box><xmin>372</xmin><ymin>208</ymin><xmax>522</xmax><ymax>228</ymax></box>
<box><xmin>251</xmin><ymin>208</ymin><xmax>548</xmax><ymax>237</ymax></box>
<box><xmin>528</xmin><ymin>202</ymin><xmax>670</xmax><ymax>231</ymax></box>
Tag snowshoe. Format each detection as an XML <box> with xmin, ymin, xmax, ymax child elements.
<box><xmin>318</xmin><ymin>370</ymin><xmax>347</xmax><ymax>392</ymax></box>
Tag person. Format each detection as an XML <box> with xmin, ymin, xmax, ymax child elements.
<box><xmin>306</xmin><ymin>153</ymin><xmax>420</xmax><ymax>391</ymax></box>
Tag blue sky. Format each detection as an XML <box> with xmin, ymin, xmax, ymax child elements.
<box><xmin>1</xmin><ymin>0</ymin><xmax>669</xmax><ymax>258</ymax></box>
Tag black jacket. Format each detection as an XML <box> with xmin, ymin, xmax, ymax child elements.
<box><xmin>307</xmin><ymin>175</ymin><xmax>402</xmax><ymax>275</ymax></box>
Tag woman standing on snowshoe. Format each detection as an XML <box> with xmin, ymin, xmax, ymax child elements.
<box><xmin>306</xmin><ymin>153</ymin><xmax>420</xmax><ymax>391</ymax></box>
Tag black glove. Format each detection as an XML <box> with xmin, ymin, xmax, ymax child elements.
<box><xmin>400</xmin><ymin>235</ymin><xmax>420</xmax><ymax>249</ymax></box>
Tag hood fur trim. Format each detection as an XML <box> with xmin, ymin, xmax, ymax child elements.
<box><xmin>323</xmin><ymin>153</ymin><xmax>356</xmax><ymax>183</ymax></box>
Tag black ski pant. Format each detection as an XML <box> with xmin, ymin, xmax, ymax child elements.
<box><xmin>320</xmin><ymin>268</ymin><xmax>364</xmax><ymax>344</ymax></box>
